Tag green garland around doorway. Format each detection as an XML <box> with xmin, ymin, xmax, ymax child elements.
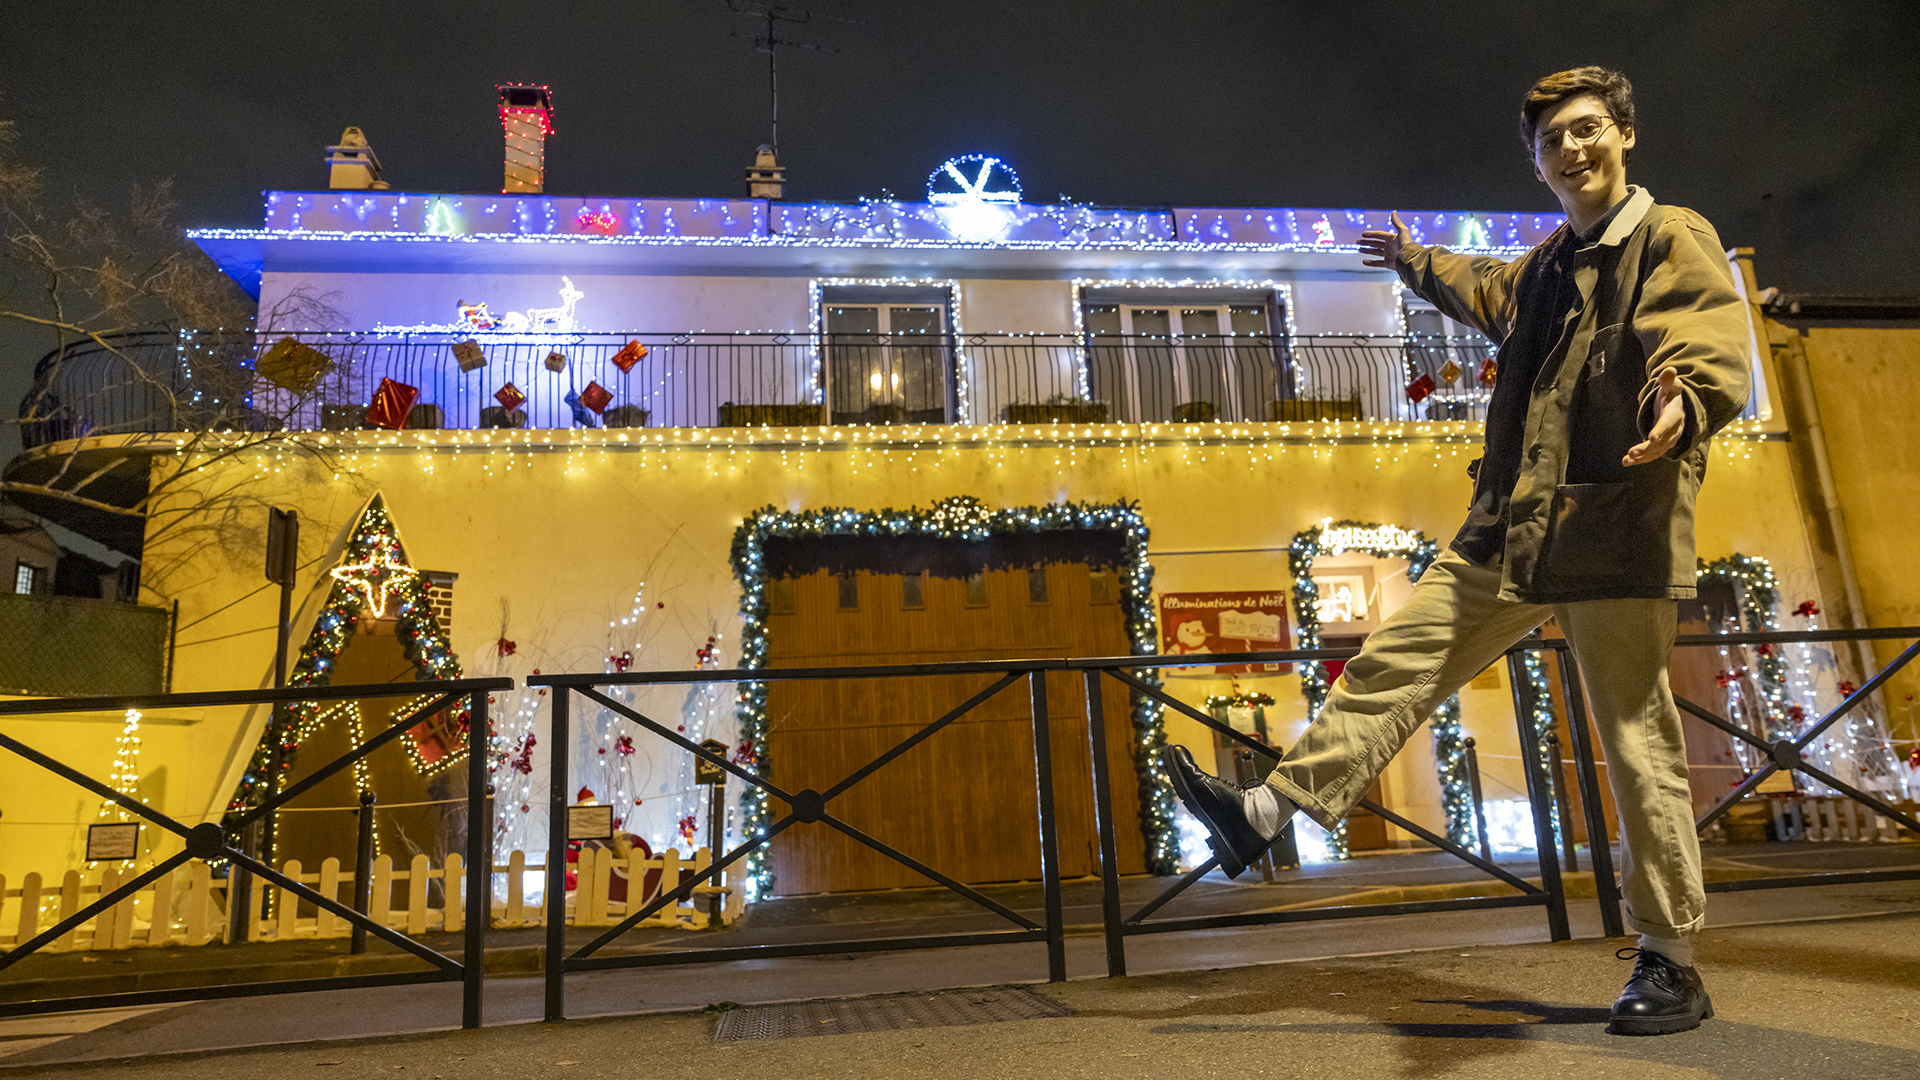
<box><xmin>1286</xmin><ymin>519</ymin><xmax>1467</xmax><ymax>857</ymax></box>
<box><xmin>729</xmin><ymin>496</ymin><xmax>1176</xmax><ymax>896</ymax></box>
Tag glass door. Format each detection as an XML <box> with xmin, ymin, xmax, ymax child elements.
<box><xmin>825</xmin><ymin>304</ymin><xmax>952</xmax><ymax>425</ymax></box>
<box><xmin>1086</xmin><ymin>304</ymin><xmax>1273</xmax><ymax>423</ymax></box>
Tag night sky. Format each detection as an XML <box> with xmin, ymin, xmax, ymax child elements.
<box><xmin>2</xmin><ymin>0</ymin><xmax>1915</xmax><ymax>458</ymax></box>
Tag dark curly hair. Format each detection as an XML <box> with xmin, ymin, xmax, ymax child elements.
<box><xmin>1520</xmin><ymin>66</ymin><xmax>1635</xmax><ymax>158</ymax></box>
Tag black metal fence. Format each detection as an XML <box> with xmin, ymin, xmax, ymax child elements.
<box><xmin>20</xmin><ymin>331</ymin><xmax>1536</xmax><ymax>443</ymax></box>
<box><xmin>3</xmin><ymin>627</ymin><xmax>1911</xmax><ymax>1021</ymax></box>
<box><xmin>529</xmin><ymin>661</ymin><xmax>1071</xmax><ymax>1023</ymax></box>
<box><xmin>0</xmin><ymin>678</ymin><xmax>508</xmax><ymax>1023</ymax></box>
<box><xmin>1073</xmin><ymin>643</ymin><xmax>1609</xmax><ymax>976</ymax></box>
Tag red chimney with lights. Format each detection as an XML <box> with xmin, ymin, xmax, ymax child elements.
<box><xmin>497</xmin><ymin>84</ymin><xmax>553</xmax><ymax>194</ymax></box>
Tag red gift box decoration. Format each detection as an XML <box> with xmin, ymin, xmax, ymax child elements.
<box><xmin>545</xmin><ymin>351</ymin><xmax>567</xmax><ymax>372</ymax></box>
<box><xmin>494</xmin><ymin>382</ymin><xmax>527</xmax><ymax>411</ymax></box>
<box><xmin>1477</xmin><ymin>358</ymin><xmax>1498</xmax><ymax>387</ymax></box>
<box><xmin>611</xmin><ymin>340</ymin><xmax>649</xmax><ymax>373</ymax></box>
<box><xmin>578</xmin><ymin>381</ymin><xmax>613</xmax><ymax>414</ymax></box>
<box><xmin>366</xmin><ymin>377</ymin><xmax>419</xmax><ymax>430</ymax></box>
<box><xmin>1406</xmin><ymin>373</ymin><xmax>1435</xmax><ymax>404</ymax></box>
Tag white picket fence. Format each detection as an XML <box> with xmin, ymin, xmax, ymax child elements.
<box><xmin>0</xmin><ymin>846</ymin><xmax>741</xmax><ymax>953</ymax></box>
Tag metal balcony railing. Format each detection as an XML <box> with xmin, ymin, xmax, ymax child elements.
<box><xmin>17</xmin><ymin>329</ymin><xmax>1755</xmax><ymax>444</ymax></box>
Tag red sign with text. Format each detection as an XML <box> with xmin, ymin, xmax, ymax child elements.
<box><xmin>1158</xmin><ymin>590</ymin><xmax>1292</xmax><ymax>675</ymax></box>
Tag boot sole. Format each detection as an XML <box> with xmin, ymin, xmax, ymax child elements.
<box><xmin>1159</xmin><ymin>747</ymin><xmax>1249</xmax><ymax>879</ymax></box>
<box><xmin>1607</xmin><ymin>996</ymin><xmax>1713</xmax><ymax>1036</ymax></box>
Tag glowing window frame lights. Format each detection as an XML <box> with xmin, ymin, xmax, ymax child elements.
<box><xmin>807</xmin><ymin>277</ymin><xmax>966</xmax><ymax>418</ymax></box>
<box><xmin>1069</xmin><ymin>277</ymin><xmax>1299</xmax><ymax>407</ymax></box>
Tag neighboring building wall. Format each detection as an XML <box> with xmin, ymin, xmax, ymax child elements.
<box><xmin>1768</xmin><ymin>320</ymin><xmax>1920</xmax><ymax>749</ymax></box>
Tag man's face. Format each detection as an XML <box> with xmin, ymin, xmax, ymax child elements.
<box><xmin>1531</xmin><ymin>93</ymin><xmax>1635</xmax><ymax>211</ymax></box>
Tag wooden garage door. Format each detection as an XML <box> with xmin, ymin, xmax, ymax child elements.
<box><xmin>764</xmin><ymin>561</ymin><xmax>1147</xmax><ymax>895</ymax></box>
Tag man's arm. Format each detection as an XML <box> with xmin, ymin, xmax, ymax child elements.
<box><xmin>1359</xmin><ymin>211</ymin><xmax>1527</xmax><ymax>342</ymax></box>
<box><xmin>1621</xmin><ymin>213</ymin><xmax>1753</xmax><ymax>466</ymax></box>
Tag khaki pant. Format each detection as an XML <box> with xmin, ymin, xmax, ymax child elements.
<box><xmin>1264</xmin><ymin>550</ymin><xmax>1705</xmax><ymax>938</ymax></box>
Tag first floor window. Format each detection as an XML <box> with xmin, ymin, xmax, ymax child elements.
<box><xmin>15</xmin><ymin>562</ymin><xmax>40</xmax><ymax>595</ymax></box>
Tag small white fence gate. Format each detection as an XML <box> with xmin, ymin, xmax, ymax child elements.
<box><xmin>0</xmin><ymin>846</ymin><xmax>741</xmax><ymax>953</ymax></box>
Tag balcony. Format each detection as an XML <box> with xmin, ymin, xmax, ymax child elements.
<box><xmin>15</xmin><ymin>331</ymin><xmax>1554</xmax><ymax>446</ymax></box>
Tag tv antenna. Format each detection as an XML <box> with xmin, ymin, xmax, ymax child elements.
<box><xmin>727</xmin><ymin>1</ymin><xmax>864</xmax><ymax>158</ymax></box>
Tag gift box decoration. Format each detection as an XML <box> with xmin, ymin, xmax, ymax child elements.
<box><xmin>611</xmin><ymin>340</ymin><xmax>649</xmax><ymax>373</ymax></box>
<box><xmin>1477</xmin><ymin>358</ymin><xmax>1498</xmax><ymax>387</ymax></box>
<box><xmin>1405</xmin><ymin>373</ymin><xmax>1435</xmax><ymax>404</ymax></box>
<box><xmin>494</xmin><ymin>382</ymin><xmax>527</xmax><ymax>411</ymax></box>
<box><xmin>545</xmin><ymin>351</ymin><xmax>568</xmax><ymax>372</ymax></box>
<box><xmin>256</xmin><ymin>337</ymin><xmax>333</xmax><ymax>393</ymax></box>
<box><xmin>578</xmin><ymin>381</ymin><xmax>613</xmax><ymax>414</ymax></box>
<box><xmin>564</xmin><ymin>389</ymin><xmax>598</xmax><ymax>428</ymax></box>
<box><xmin>452</xmin><ymin>339</ymin><xmax>487</xmax><ymax>372</ymax></box>
<box><xmin>1438</xmin><ymin>359</ymin><xmax>1461</xmax><ymax>385</ymax></box>
<box><xmin>366</xmin><ymin>377</ymin><xmax>420</xmax><ymax>430</ymax></box>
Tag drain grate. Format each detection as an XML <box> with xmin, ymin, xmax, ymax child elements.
<box><xmin>714</xmin><ymin>987</ymin><xmax>1071</xmax><ymax>1040</ymax></box>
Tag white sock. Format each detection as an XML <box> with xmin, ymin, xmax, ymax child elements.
<box><xmin>1242</xmin><ymin>783</ymin><xmax>1294</xmax><ymax>841</ymax></box>
<box><xmin>1639</xmin><ymin>933</ymin><xmax>1695</xmax><ymax>968</ymax></box>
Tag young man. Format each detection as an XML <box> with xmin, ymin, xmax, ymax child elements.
<box><xmin>1161</xmin><ymin>67</ymin><xmax>1751</xmax><ymax>1036</ymax></box>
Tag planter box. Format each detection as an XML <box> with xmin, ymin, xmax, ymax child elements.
<box><xmin>1269</xmin><ymin>397</ymin><xmax>1362</xmax><ymax>422</ymax></box>
<box><xmin>479</xmin><ymin>406</ymin><xmax>528</xmax><ymax>429</ymax></box>
<box><xmin>1172</xmin><ymin>401</ymin><xmax>1216</xmax><ymax>423</ymax></box>
<box><xmin>405</xmin><ymin>403</ymin><xmax>444</xmax><ymax>430</ymax></box>
<box><xmin>1003</xmin><ymin>402</ymin><xmax>1109</xmax><ymax>424</ymax></box>
<box><xmin>718</xmin><ymin>403</ymin><xmax>827</xmax><ymax>428</ymax></box>
<box><xmin>604</xmin><ymin>404</ymin><xmax>649</xmax><ymax>429</ymax></box>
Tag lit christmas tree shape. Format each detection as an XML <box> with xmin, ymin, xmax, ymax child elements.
<box><xmin>226</xmin><ymin>495</ymin><xmax>472</xmax><ymax>831</ymax></box>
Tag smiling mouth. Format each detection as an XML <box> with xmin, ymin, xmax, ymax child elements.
<box><xmin>1561</xmin><ymin>163</ymin><xmax>1593</xmax><ymax>179</ymax></box>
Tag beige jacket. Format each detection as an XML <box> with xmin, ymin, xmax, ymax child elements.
<box><xmin>1396</xmin><ymin>188</ymin><xmax>1752</xmax><ymax>602</ymax></box>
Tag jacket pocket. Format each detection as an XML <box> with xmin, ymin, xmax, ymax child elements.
<box><xmin>1538</xmin><ymin>462</ymin><xmax>1685</xmax><ymax>587</ymax></box>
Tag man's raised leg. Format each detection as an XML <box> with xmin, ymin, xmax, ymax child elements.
<box><xmin>1162</xmin><ymin>551</ymin><xmax>1548</xmax><ymax>874</ymax></box>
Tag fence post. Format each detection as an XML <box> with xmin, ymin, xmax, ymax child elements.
<box><xmin>463</xmin><ymin>687</ymin><xmax>490</xmax><ymax>1031</ymax></box>
<box><xmin>1081</xmin><ymin>670</ymin><xmax>1127</xmax><ymax>978</ymax></box>
<box><xmin>227</xmin><ymin>820</ymin><xmax>258</xmax><ymax>944</ymax></box>
<box><xmin>1029</xmin><ymin>668</ymin><xmax>1066</xmax><ymax>983</ymax></box>
<box><xmin>1464</xmin><ymin>737</ymin><xmax>1493</xmax><ymax>862</ymax></box>
<box><xmin>350</xmin><ymin>789</ymin><xmax>376</xmax><ymax>955</ymax></box>
<box><xmin>1507</xmin><ymin>653</ymin><xmax>1570</xmax><ymax>942</ymax></box>
<box><xmin>1550</xmin><ymin>646</ymin><xmax>1626</xmax><ymax>939</ymax></box>
<box><xmin>1545</xmin><ymin>730</ymin><xmax>1579</xmax><ymax>873</ymax></box>
<box><xmin>545</xmin><ymin>686</ymin><xmax>570</xmax><ymax>1022</ymax></box>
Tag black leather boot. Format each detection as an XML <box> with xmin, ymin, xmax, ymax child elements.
<box><xmin>1608</xmin><ymin>947</ymin><xmax>1713</xmax><ymax>1035</ymax></box>
<box><xmin>1159</xmin><ymin>744</ymin><xmax>1276</xmax><ymax>879</ymax></box>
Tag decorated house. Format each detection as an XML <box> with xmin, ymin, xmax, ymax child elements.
<box><xmin>10</xmin><ymin>88</ymin><xmax>1895</xmax><ymax>905</ymax></box>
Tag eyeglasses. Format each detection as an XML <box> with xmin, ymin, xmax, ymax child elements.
<box><xmin>1532</xmin><ymin>114</ymin><xmax>1617</xmax><ymax>158</ymax></box>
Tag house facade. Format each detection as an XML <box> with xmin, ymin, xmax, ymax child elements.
<box><xmin>10</xmin><ymin>140</ymin><xmax>1862</xmax><ymax>900</ymax></box>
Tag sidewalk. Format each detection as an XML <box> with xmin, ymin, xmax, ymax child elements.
<box><xmin>2</xmin><ymin>842</ymin><xmax>1917</xmax><ymax>1075</ymax></box>
<box><xmin>6</xmin><ymin>908</ymin><xmax>1917</xmax><ymax>1078</ymax></box>
<box><xmin>5</xmin><ymin>841</ymin><xmax>1915</xmax><ymax>1005</ymax></box>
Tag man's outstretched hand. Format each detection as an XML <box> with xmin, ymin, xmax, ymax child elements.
<box><xmin>1624</xmin><ymin>367</ymin><xmax>1688</xmax><ymax>466</ymax></box>
<box><xmin>1358</xmin><ymin>211</ymin><xmax>1411</xmax><ymax>268</ymax></box>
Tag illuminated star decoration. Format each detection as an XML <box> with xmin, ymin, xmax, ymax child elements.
<box><xmin>328</xmin><ymin>531</ymin><xmax>418</xmax><ymax>617</ymax></box>
<box><xmin>927</xmin><ymin>154</ymin><xmax>1021</xmax><ymax>243</ymax></box>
